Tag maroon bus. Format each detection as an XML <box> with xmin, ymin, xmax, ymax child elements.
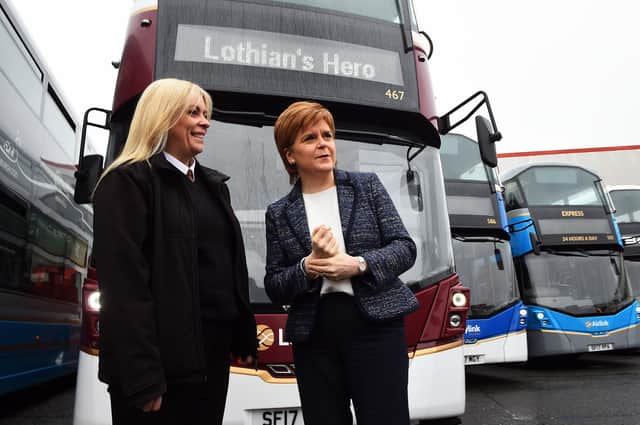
<box><xmin>69</xmin><ymin>1</ymin><xmax>504</xmax><ymax>424</ymax></box>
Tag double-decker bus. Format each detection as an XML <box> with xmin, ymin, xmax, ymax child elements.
<box><xmin>0</xmin><ymin>0</ymin><xmax>92</xmax><ymax>395</ymax></box>
<box><xmin>502</xmin><ymin>164</ymin><xmax>640</xmax><ymax>358</ymax></box>
<box><xmin>609</xmin><ymin>186</ymin><xmax>640</xmax><ymax>302</ymax></box>
<box><xmin>70</xmin><ymin>0</ymin><xmax>493</xmax><ymax>423</ymax></box>
<box><xmin>439</xmin><ymin>131</ymin><xmax>527</xmax><ymax>365</ymax></box>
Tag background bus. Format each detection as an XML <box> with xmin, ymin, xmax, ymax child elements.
<box><xmin>502</xmin><ymin>163</ymin><xmax>640</xmax><ymax>358</ymax></box>
<box><xmin>498</xmin><ymin>145</ymin><xmax>640</xmax><ymax>187</ymax></box>
<box><xmin>0</xmin><ymin>0</ymin><xmax>92</xmax><ymax>395</ymax></box>
<box><xmin>440</xmin><ymin>133</ymin><xmax>527</xmax><ymax>365</ymax></box>
<box><xmin>609</xmin><ymin>186</ymin><xmax>640</xmax><ymax>302</ymax></box>
<box><xmin>70</xmin><ymin>0</ymin><xmax>492</xmax><ymax>423</ymax></box>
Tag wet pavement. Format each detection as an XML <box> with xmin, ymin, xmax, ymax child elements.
<box><xmin>0</xmin><ymin>352</ymin><xmax>638</xmax><ymax>424</ymax></box>
<box><xmin>462</xmin><ymin>351</ymin><xmax>640</xmax><ymax>425</ymax></box>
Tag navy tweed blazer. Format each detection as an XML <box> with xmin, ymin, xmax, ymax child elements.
<box><xmin>264</xmin><ymin>169</ymin><xmax>419</xmax><ymax>343</ymax></box>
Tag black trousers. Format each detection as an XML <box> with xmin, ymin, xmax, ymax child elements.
<box><xmin>109</xmin><ymin>321</ymin><xmax>233</xmax><ymax>425</ymax></box>
<box><xmin>293</xmin><ymin>293</ymin><xmax>410</xmax><ymax>425</ymax></box>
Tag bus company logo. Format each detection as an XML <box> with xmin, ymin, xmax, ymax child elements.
<box><xmin>256</xmin><ymin>324</ymin><xmax>275</xmax><ymax>351</ymax></box>
<box><xmin>466</xmin><ymin>324</ymin><xmax>481</xmax><ymax>334</ymax></box>
<box><xmin>561</xmin><ymin>210</ymin><xmax>585</xmax><ymax>217</ymax></box>
<box><xmin>1</xmin><ymin>139</ymin><xmax>18</xmax><ymax>163</ymax></box>
<box><xmin>585</xmin><ymin>320</ymin><xmax>609</xmax><ymax>328</ymax></box>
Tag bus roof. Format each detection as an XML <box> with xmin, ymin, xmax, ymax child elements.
<box><xmin>501</xmin><ymin>162</ymin><xmax>600</xmax><ymax>182</ymax></box>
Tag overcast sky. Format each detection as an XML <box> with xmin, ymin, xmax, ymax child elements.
<box><xmin>8</xmin><ymin>0</ymin><xmax>640</xmax><ymax>154</ymax></box>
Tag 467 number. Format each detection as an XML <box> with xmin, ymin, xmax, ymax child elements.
<box><xmin>385</xmin><ymin>89</ymin><xmax>405</xmax><ymax>101</ymax></box>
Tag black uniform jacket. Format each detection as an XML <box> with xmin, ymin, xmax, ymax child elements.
<box><xmin>92</xmin><ymin>153</ymin><xmax>257</xmax><ymax>406</ymax></box>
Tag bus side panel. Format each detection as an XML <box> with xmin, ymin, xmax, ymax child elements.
<box><xmin>112</xmin><ymin>8</ymin><xmax>157</xmax><ymax>112</ymax></box>
<box><xmin>0</xmin><ymin>320</ymin><xmax>79</xmax><ymax>395</ymax></box>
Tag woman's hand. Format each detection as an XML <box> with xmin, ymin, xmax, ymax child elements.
<box><xmin>311</xmin><ymin>225</ymin><xmax>339</xmax><ymax>258</ymax></box>
<box><xmin>142</xmin><ymin>396</ymin><xmax>162</xmax><ymax>413</ymax></box>
<box><xmin>306</xmin><ymin>253</ymin><xmax>360</xmax><ymax>281</ymax></box>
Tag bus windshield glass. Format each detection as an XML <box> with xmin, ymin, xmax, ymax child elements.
<box><xmin>439</xmin><ymin>134</ymin><xmax>488</xmax><ymax>182</ymax></box>
<box><xmin>611</xmin><ymin>190</ymin><xmax>640</xmax><ymax>224</ymax></box>
<box><xmin>197</xmin><ymin>121</ymin><xmax>453</xmax><ymax>307</ymax></box>
<box><xmin>271</xmin><ymin>0</ymin><xmax>401</xmax><ymax>23</ymax></box>
<box><xmin>517</xmin><ymin>166</ymin><xmax>603</xmax><ymax>206</ymax></box>
<box><xmin>624</xmin><ymin>258</ymin><xmax>640</xmax><ymax>299</ymax></box>
<box><xmin>452</xmin><ymin>239</ymin><xmax>518</xmax><ymax>317</ymax></box>
<box><xmin>522</xmin><ymin>250</ymin><xmax>631</xmax><ymax>315</ymax></box>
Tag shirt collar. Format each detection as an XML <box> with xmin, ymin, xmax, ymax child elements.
<box><xmin>163</xmin><ymin>151</ymin><xmax>196</xmax><ymax>180</ymax></box>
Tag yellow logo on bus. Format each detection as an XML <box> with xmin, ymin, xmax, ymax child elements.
<box><xmin>256</xmin><ymin>324</ymin><xmax>275</xmax><ymax>351</ymax></box>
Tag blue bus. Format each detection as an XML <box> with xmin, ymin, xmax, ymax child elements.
<box><xmin>440</xmin><ymin>133</ymin><xmax>527</xmax><ymax>365</ymax></box>
<box><xmin>502</xmin><ymin>164</ymin><xmax>640</xmax><ymax>357</ymax></box>
<box><xmin>0</xmin><ymin>0</ymin><xmax>92</xmax><ymax>394</ymax></box>
<box><xmin>609</xmin><ymin>186</ymin><xmax>640</xmax><ymax>302</ymax></box>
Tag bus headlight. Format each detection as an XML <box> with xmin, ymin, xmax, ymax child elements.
<box><xmin>520</xmin><ymin>308</ymin><xmax>528</xmax><ymax>317</ymax></box>
<box><xmin>452</xmin><ymin>293</ymin><xmax>467</xmax><ymax>307</ymax></box>
<box><xmin>635</xmin><ymin>306</ymin><xmax>640</xmax><ymax>314</ymax></box>
<box><xmin>449</xmin><ymin>314</ymin><xmax>462</xmax><ymax>327</ymax></box>
<box><xmin>88</xmin><ymin>292</ymin><xmax>101</xmax><ymax>311</ymax></box>
<box><xmin>536</xmin><ymin>312</ymin><xmax>544</xmax><ymax>320</ymax></box>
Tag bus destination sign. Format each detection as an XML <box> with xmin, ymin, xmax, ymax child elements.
<box><xmin>175</xmin><ymin>25</ymin><xmax>404</xmax><ymax>86</ymax></box>
<box><xmin>156</xmin><ymin>0</ymin><xmax>421</xmax><ymax>114</ymax></box>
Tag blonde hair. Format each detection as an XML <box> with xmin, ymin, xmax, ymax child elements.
<box><xmin>274</xmin><ymin>101</ymin><xmax>335</xmax><ymax>184</ymax></box>
<box><xmin>98</xmin><ymin>78</ymin><xmax>212</xmax><ymax>184</ymax></box>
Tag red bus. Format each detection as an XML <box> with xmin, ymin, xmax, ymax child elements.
<box><xmin>70</xmin><ymin>1</ymin><xmax>502</xmax><ymax>423</ymax></box>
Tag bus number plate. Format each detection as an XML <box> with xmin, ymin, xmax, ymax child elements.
<box><xmin>465</xmin><ymin>354</ymin><xmax>484</xmax><ymax>365</ymax></box>
<box><xmin>587</xmin><ymin>343</ymin><xmax>613</xmax><ymax>352</ymax></box>
<box><xmin>254</xmin><ymin>409</ymin><xmax>303</xmax><ymax>425</ymax></box>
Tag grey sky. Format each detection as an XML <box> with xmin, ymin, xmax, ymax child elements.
<box><xmin>10</xmin><ymin>1</ymin><xmax>640</xmax><ymax>154</ymax></box>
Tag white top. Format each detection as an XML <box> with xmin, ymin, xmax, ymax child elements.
<box><xmin>163</xmin><ymin>151</ymin><xmax>196</xmax><ymax>180</ymax></box>
<box><xmin>302</xmin><ymin>186</ymin><xmax>354</xmax><ymax>296</ymax></box>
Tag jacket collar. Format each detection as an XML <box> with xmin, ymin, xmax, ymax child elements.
<box><xmin>150</xmin><ymin>153</ymin><xmax>230</xmax><ymax>185</ymax></box>
<box><xmin>285</xmin><ymin>169</ymin><xmax>356</xmax><ymax>251</ymax></box>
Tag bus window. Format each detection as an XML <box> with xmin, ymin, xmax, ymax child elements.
<box><xmin>43</xmin><ymin>86</ymin><xmax>76</xmax><ymax>160</ymax></box>
<box><xmin>504</xmin><ymin>181</ymin><xmax>524</xmax><ymax>210</ymax></box>
<box><xmin>0</xmin><ymin>7</ymin><xmax>42</xmax><ymax>112</ymax></box>
<box><xmin>0</xmin><ymin>188</ymin><xmax>27</xmax><ymax>293</ymax></box>
<box><xmin>271</xmin><ymin>0</ymin><xmax>401</xmax><ymax>23</ymax></box>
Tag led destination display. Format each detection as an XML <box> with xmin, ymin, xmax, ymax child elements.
<box><xmin>156</xmin><ymin>0</ymin><xmax>422</xmax><ymax>114</ymax></box>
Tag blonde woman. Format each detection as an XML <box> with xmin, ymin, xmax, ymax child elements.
<box><xmin>93</xmin><ymin>78</ymin><xmax>256</xmax><ymax>425</ymax></box>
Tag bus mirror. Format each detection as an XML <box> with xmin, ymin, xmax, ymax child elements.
<box><xmin>476</xmin><ymin>116</ymin><xmax>498</xmax><ymax>168</ymax></box>
<box><xmin>74</xmin><ymin>155</ymin><xmax>103</xmax><ymax>204</ymax></box>
<box><xmin>406</xmin><ymin>169</ymin><xmax>424</xmax><ymax>212</ymax></box>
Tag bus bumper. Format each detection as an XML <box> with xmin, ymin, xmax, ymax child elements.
<box><xmin>527</xmin><ymin>325</ymin><xmax>640</xmax><ymax>357</ymax></box>
<box><xmin>407</xmin><ymin>341</ymin><xmax>466</xmax><ymax>420</ymax></box>
<box><xmin>72</xmin><ymin>351</ymin><xmax>111</xmax><ymax>425</ymax></box>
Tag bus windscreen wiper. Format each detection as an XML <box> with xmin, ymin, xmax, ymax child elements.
<box><xmin>336</xmin><ymin>128</ymin><xmax>424</xmax><ymax>148</ymax></box>
<box><xmin>212</xmin><ymin>107</ymin><xmax>278</xmax><ymax>127</ymax></box>
<box><xmin>453</xmin><ymin>235</ymin><xmax>503</xmax><ymax>243</ymax></box>
<box><xmin>543</xmin><ymin>248</ymin><xmax>590</xmax><ymax>257</ymax></box>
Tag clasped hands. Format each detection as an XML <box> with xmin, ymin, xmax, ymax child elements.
<box><xmin>304</xmin><ymin>225</ymin><xmax>361</xmax><ymax>281</ymax></box>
